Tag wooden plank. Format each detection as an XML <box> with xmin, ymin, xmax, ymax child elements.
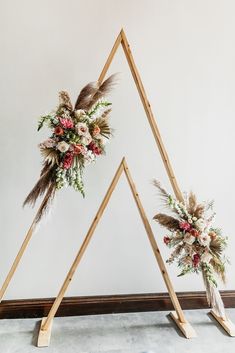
<box><xmin>37</xmin><ymin>317</ymin><xmax>53</xmax><ymax>347</ymax></box>
<box><xmin>210</xmin><ymin>310</ymin><xmax>235</xmax><ymax>336</ymax></box>
<box><xmin>170</xmin><ymin>311</ymin><xmax>197</xmax><ymax>338</ymax></box>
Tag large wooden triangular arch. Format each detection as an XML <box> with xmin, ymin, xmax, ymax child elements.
<box><xmin>37</xmin><ymin>158</ymin><xmax>196</xmax><ymax>346</ymax></box>
<box><xmin>1</xmin><ymin>29</ymin><xmax>234</xmax><ymax>346</ymax></box>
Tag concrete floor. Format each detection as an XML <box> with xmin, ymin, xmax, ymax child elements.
<box><xmin>0</xmin><ymin>309</ymin><xmax>235</xmax><ymax>353</ymax></box>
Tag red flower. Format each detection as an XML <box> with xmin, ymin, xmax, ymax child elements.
<box><xmin>192</xmin><ymin>253</ymin><xmax>200</xmax><ymax>267</ymax></box>
<box><xmin>88</xmin><ymin>141</ymin><xmax>102</xmax><ymax>155</ymax></box>
<box><xmin>63</xmin><ymin>152</ymin><xmax>74</xmax><ymax>169</ymax></box>
<box><xmin>189</xmin><ymin>228</ymin><xmax>199</xmax><ymax>237</ymax></box>
<box><xmin>163</xmin><ymin>236</ymin><xmax>171</xmax><ymax>245</ymax></box>
<box><xmin>179</xmin><ymin>221</ymin><xmax>191</xmax><ymax>231</ymax></box>
<box><xmin>54</xmin><ymin>126</ymin><xmax>64</xmax><ymax>136</ymax></box>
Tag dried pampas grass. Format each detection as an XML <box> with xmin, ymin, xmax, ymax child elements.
<box><xmin>75</xmin><ymin>74</ymin><xmax>117</xmax><ymax>111</ymax></box>
<box><xmin>153</xmin><ymin>213</ymin><xmax>179</xmax><ymax>231</ymax></box>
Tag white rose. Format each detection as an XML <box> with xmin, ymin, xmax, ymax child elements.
<box><xmin>198</xmin><ymin>233</ymin><xmax>211</xmax><ymax>247</ymax></box>
<box><xmin>201</xmin><ymin>252</ymin><xmax>213</xmax><ymax>264</ymax></box>
<box><xmin>184</xmin><ymin>232</ymin><xmax>195</xmax><ymax>245</ymax></box>
<box><xmin>57</xmin><ymin>141</ymin><xmax>69</xmax><ymax>153</ymax></box>
<box><xmin>75</xmin><ymin>122</ymin><xmax>89</xmax><ymax>136</ymax></box>
<box><xmin>74</xmin><ymin>109</ymin><xmax>86</xmax><ymax>119</ymax></box>
<box><xmin>84</xmin><ymin>150</ymin><xmax>95</xmax><ymax>165</ymax></box>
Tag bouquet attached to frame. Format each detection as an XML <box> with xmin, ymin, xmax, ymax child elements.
<box><xmin>153</xmin><ymin>181</ymin><xmax>228</xmax><ymax>319</ymax></box>
<box><xmin>24</xmin><ymin>75</ymin><xmax>116</xmax><ymax>222</ymax></box>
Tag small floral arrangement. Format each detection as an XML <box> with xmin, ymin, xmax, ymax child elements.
<box><xmin>24</xmin><ymin>75</ymin><xmax>116</xmax><ymax>222</ymax></box>
<box><xmin>153</xmin><ymin>181</ymin><xmax>228</xmax><ymax>317</ymax></box>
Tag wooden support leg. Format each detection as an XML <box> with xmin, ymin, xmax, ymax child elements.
<box><xmin>210</xmin><ymin>310</ymin><xmax>235</xmax><ymax>337</ymax></box>
<box><xmin>37</xmin><ymin>317</ymin><xmax>53</xmax><ymax>347</ymax></box>
<box><xmin>0</xmin><ymin>187</ymin><xmax>53</xmax><ymax>303</ymax></box>
<box><xmin>122</xmin><ymin>160</ymin><xmax>196</xmax><ymax>338</ymax></box>
<box><xmin>37</xmin><ymin>160</ymin><xmax>125</xmax><ymax>347</ymax></box>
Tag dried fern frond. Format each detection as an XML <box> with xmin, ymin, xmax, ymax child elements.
<box><xmin>40</xmin><ymin>148</ymin><xmax>59</xmax><ymax>166</ymax></box>
<box><xmin>210</xmin><ymin>238</ymin><xmax>223</xmax><ymax>256</ymax></box>
<box><xmin>91</xmin><ymin>117</ymin><xmax>111</xmax><ymax>138</ymax></box>
<box><xmin>58</xmin><ymin>91</ymin><xmax>73</xmax><ymax>111</ymax></box>
<box><xmin>187</xmin><ymin>191</ymin><xmax>197</xmax><ymax>214</ymax></box>
<box><xmin>75</xmin><ymin>74</ymin><xmax>117</xmax><ymax>111</ymax></box>
<box><xmin>153</xmin><ymin>213</ymin><xmax>179</xmax><ymax>231</ymax></box>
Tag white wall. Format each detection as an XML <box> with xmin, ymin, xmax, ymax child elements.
<box><xmin>0</xmin><ymin>0</ymin><xmax>235</xmax><ymax>299</ymax></box>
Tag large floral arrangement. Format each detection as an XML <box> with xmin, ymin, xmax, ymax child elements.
<box><xmin>153</xmin><ymin>181</ymin><xmax>228</xmax><ymax>318</ymax></box>
<box><xmin>24</xmin><ymin>75</ymin><xmax>116</xmax><ymax>221</ymax></box>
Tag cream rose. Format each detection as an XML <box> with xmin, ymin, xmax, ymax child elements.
<box><xmin>75</xmin><ymin>122</ymin><xmax>89</xmax><ymax>136</ymax></box>
<box><xmin>57</xmin><ymin>141</ymin><xmax>69</xmax><ymax>153</ymax></box>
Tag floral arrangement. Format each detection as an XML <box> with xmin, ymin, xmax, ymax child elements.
<box><xmin>153</xmin><ymin>181</ymin><xmax>228</xmax><ymax>318</ymax></box>
<box><xmin>24</xmin><ymin>75</ymin><xmax>116</xmax><ymax>222</ymax></box>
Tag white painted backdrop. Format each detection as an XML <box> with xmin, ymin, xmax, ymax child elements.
<box><xmin>0</xmin><ymin>0</ymin><xmax>234</xmax><ymax>299</ymax></box>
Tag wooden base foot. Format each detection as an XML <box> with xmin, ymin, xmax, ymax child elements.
<box><xmin>37</xmin><ymin>317</ymin><xmax>53</xmax><ymax>347</ymax></box>
<box><xmin>169</xmin><ymin>311</ymin><xmax>197</xmax><ymax>338</ymax></box>
<box><xmin>210</xmin><ymin>310</ymin><xmax>235</xmax><ymax>336</ymax></box>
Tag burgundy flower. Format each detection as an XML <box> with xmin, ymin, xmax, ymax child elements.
<box><xmin>88</xmin><ymin>141</ymin><xmax>102</xmax><ymax>155</ymax></box>
<box><xmin>163</xmin><ymin>236</ymin><xmax>171</xmax><ymax>245</ymax></box>
<box><xmin>192</xmin><ymin>253</ymin><xmax>200</xmax><ymax>267</ymax></box>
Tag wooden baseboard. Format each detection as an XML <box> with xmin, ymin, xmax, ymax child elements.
<box><xmin>0</xmin><ymin>291</ymin><xmax>234</xmax><ymax>319</ymax></box>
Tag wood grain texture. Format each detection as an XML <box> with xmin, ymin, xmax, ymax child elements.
<box><xmin>0</xmin><ymin>291</ymin><xmax>234</xmax><ymax>320</ymax></box>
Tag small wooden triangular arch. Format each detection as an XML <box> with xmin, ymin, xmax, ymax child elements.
<box><xmin>37</xmin><ymin>158</ymin><xmax>196</xmax><ymax>347</ymax></box>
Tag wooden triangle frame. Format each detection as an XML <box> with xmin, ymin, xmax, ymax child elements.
<box><xmin>37</xmin><ymin>158</ymin><xmax>196</xmax><ymax>347</ymax></box>
<box><xmin>0</xmin><ymin>28</ymin><xmax>234</xmax><ymax>342</ymax></box>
